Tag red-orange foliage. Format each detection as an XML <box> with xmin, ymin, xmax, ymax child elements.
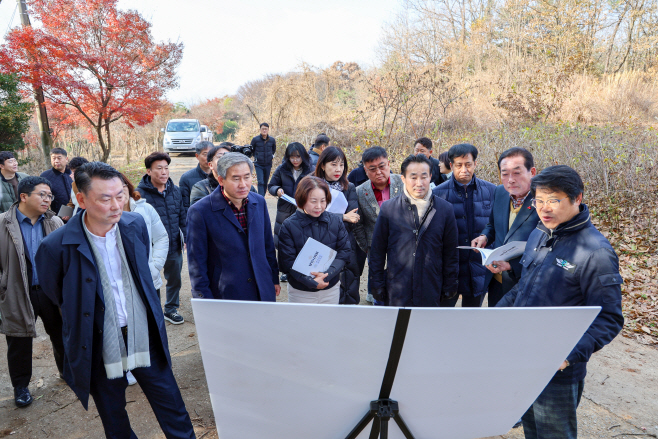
<box><xmin>0</xmin><ymin>0</ymin><xmax>183</xmax><ymax>162</ymax></box>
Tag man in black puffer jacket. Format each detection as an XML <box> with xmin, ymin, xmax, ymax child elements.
<box><xmin>137</xmin><ymin>152</ymin><xmax>187</xmax><ymax>325</ymax></box>
<box><xmin>497</xmin><ymin>165</ymin><xmax>623</xmax><ymax>439</ymax></box>
<box><xmin>40</xmin><ymin>147</ymin><xmax>72</xmax><ymax>216</ymax></box>
<box><xmin>250</xmin><ymin>122</ymin><xmax>277</xmax><ymax>196</ymax></box>
<box><xmin>433</xmin><ymin>143</ymin><xmax>496</xmax><ymax>307</ymax></box>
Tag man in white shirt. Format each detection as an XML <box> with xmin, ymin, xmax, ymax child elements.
<box><xmin>36</xmin><ymin>162</ymin><xmax>195</xmax><ymax>438</ymax></box>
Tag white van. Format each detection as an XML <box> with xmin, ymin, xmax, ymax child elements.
<box><xmin>200</xmin><ymin>125</ymin><xmax>213</xmax><ymax>142</ymax></box>
<box><xmin>162</xmin><ymin>119</ymin><xmax>202</xmax><ymax>154</ymax></box>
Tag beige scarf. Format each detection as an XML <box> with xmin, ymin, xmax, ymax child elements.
<box><xmin>404</xmin><ymin>186</ymin><xmax>432</xmax><ymax>220</ymax></box>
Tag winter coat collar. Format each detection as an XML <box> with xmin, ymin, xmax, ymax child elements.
<box><xmin>294</xmin><ymin>209</ymin><xmax>330</xmax><ymax>227</ymax></box>
<box><xmin>50</xmin><ymin>166</ymin><xmax>72</xmax><ymax>177</ymax></box>
<box><xmin>138</xmin><ymin>174</ymin><xmax>173</xmax><ymax>195</ymax></box>
<box><xmin>537</xmin><ymin>204</ymin><xmax>591</xmax><ymax>238</ymax></box>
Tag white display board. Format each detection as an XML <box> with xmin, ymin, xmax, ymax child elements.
<box><xmin>191</xmin><ymin>300</ymin><xmax>599</xmax><ymax>439</ymax></box>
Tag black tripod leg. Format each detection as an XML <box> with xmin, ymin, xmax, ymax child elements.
<box><xmin>393</xmin><ymin>413</ymin><xmax>416</xmax><ymax>439</ymax></box>
<box><xmin>345</xmin><ymin>412</ymin><xmax>374</xmax><ymax>439</ymax></box>
<box><xmin>369</xmin><ymin>417</ymin><xmax>381</xmax><ymax>439</ymax></box>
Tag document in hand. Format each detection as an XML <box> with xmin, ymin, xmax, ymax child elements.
<box><xmin>457</xmin><ymin>241</ymin><xmax>527</xmax><ymax>266</ymax></box>
<box><xmin>292</xmin><ymin>237</ymin><xmax>337</xmax><ymax>276</ymax></box>
<box><xmin>326</xmin><ymin>189</ymin><xmax>349</xmax><ymax>214</ymax></box>
<box><xmin>57</xmin><ymin>205</ymin><xmax>74</xmax><ymax>218</ymax></box>
<box><xmin>281</xmin><ymin>194</ymin><xmax>297</xmax><ymax>206</ymax></box>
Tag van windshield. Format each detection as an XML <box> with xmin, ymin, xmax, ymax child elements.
<box><xmin>167</xmin><ymin>121</ymin><xmax>199</xmax><ymax>132</ymax></box>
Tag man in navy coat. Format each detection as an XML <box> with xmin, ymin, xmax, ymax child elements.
<box><xmin>36</xmin><ymin>162</ymin><xmax>195</xmax><ymax>439</ymax></box>
<box><xmin>472</xmin><ymin>147</ymin><xmax>540</xmax><ymax>306</ymax></box>
<box><xmin>187</xmin><ymin>152</ymin><xmax>280</xmax><ymax>301</ymax></box>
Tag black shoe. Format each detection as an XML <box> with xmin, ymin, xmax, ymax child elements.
<box><xmin>513</xmin><ymin>420</ymin><xmax>523</xmax><ymax>429</ymax></box>
<box><xmin>280</xmin><ymin>274</ymin><xmax>288</xmax><ymax>282</ymax></box>
<box><xmin>164</xmin><ymin>311</ymin><xmax>184</xmax><ymax>325</ymax></box>
<box><xmin>14</xmin><ymin>387</ymin><xmax>32</xmax><ymax>408</ymax></box>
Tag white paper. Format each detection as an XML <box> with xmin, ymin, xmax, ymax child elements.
<box><xmin>57</xmin><ymin>205</ymin><xmax>74</xmax><ymax>218</ymax></box>
<box><xmin>291</xmin><ymin>237</ymin><xmax>337</xmax><ymax>276</ymax></box>
<box><xmin>326</xmin><ymin>189</ymin><xmax>349</xmax><ymax>214</ymax></box>
<box><xmin>281</xmin><ymin>194</ymin><xmax>297</xmax><ymax>206</ymax></box>
<box><xmin>457</xmin><ymin>241</ymin><xmax>527</xmax><ymax>265</ymax></box>
<box><xmin>191</xmin><ymin>300</ymin><xmax>600</xmax><ymax>439</ymax></box>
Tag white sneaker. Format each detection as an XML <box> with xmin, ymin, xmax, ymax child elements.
<box><xmin>366</xmin><ymin>293</ymin><xmax>374</xmax><ymax>303</ymax></box>
<box><xmin>126</xmin><ymin>371</ymin><xmax>137</xmax><ymax>386</ymax></box>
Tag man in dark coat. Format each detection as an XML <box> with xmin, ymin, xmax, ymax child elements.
<box><xmin>250</xmin><ymin>122</ymin><xmax>277</xmax><ymax>196</ymax></box>
<box><xmin>308</xmin><ymin>134</ymin><xmax>330</xmax><ymax>168</ymax></box>
<box><xmin>187</xmin><ymin>153</ymin><xmax>280</xmax><ymax>301</ymax></box>
<box><xmin>472</xmin><ymin>147</ymin><xmax>539</xmax><ymax>306</ymax></box>
<box><xmin>0</xmin><ymin>177</ymin><xmax>64</xmax><ymax>408</ymax></box>
<box><xmin>433</xmin><ymin>143</ymin><xmax>496</xmax><ymax>307</ymax></box>
<box><xmin>40</xmin><ymin>147</ymin><xmax>72</xmax><ymax>215</ymax></box>
<box><xmin>370</xmin><ymin>154</ymin><xmax>459</xmax><ymax>306</ymax></box>
<box><xmin>347</xmin><ymin>161</ymin><xmax>368</xmax><ymax>188</ymax></box>
<box><xmin>137</xmin><ymin>152</ymin><xmax>187</xmax><ymax>325</ymax></box>
<box><xmin>35</xmin><ymin>162</ymin><xmax>195</xmax><ymax>438</ymax></box>
<box><xmin>497</xmin><ymin>165</ymin><xmax>623</xmax><ymax>439</ymax></box>
<box><xmin>413</xmin><ymin>137</ymin><xmax>444</xmax><ymax>187</ymax></box>
<box><xmin>178</xmin><ymin>140</ymin><xmax>211</xmax><ymax>213</ymax></box>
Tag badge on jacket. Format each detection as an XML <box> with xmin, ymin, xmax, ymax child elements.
<box><xmin>553</xmin><ymin>257</ymin><xmax>576</xmax><ymax>273</ymax></box>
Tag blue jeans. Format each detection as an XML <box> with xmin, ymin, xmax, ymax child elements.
<box><xmin>522</xmin><ymin>379</ymin><xmax>584</xmax><ymax>439</ymax></box>
<box><xmin>255</xmin><ymin>163</ymin><xmax>272</xmax><ymax>196</ymax></box>
<box><xmin>163</xmin><ymin>251</ymin><xmax>183</xmax><ymax>314</ymax></box>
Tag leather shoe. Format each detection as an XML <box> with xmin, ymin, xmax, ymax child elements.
<box><xmin>14</xmin><ymin>387</ymin><xmax>33</xmax><ymax>408</ymax></box>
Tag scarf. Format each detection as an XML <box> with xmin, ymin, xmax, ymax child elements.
<box><xmin>325</xmin><ymin>179</ymin><xmax>344</xmax><ymax>192</ymax></box>
<box><xmin>403</xmin><ymin>186</ymin><xmax>432</xmax><ymax>220</ymax></box>
<box><xmin>82</xmin><ymin>213</ymin><xmax>150</xmax><ymax>379</ymax></box>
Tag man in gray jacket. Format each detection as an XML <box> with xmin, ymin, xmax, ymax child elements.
<box><xmin>0</xmin><ymin>151</ymin><xmax>29</xmax><ymax>214</ymax></box>
<box><xmin>0</xmin><ymin>176</ymin><xmax>64</xmax><ymax>408</ymax></box>
<box><xmin>353</xmin><ymin>146</ymin><xmax>404</xmax><ymax>304</ymax></box>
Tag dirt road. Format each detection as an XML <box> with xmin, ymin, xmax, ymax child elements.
<box><xmin>1</xmin><ymin>154</ymin><xmax>655</xmax><ymax>438</ymax></box>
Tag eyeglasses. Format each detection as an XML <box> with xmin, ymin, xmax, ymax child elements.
<box><xmin>531</xmin><ymin>197</ymin><xmax>568</xmax><ymax>209</ymax></box>
<box><xmin>366</xmin><ymin>163</ymin><xmax>388</xmax><ymax>173</ymax></box>
<box><xmin>30</xmin><ymin>191</ymin><xmax>55</xmax><ymax>201</ymax></box>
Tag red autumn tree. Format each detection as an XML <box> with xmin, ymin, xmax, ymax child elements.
<box><xmin>0</xmin><ymin>0</ymin><xmax>183</xmax><ymax>162</ymax></box>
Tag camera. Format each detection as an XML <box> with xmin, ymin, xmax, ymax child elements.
<box><xmin>230</xmin><ymin>144</ymin><xmax>254</xmax><ymax>158</ymax></box>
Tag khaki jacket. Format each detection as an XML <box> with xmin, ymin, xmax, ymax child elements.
<box><xmin>0</xmin><ymin>203</ymin><xmax>63</xmax><ymax>337</ymax></box>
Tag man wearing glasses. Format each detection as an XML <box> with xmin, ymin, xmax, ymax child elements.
<box><xmin>0</xmin><ymin>151</ymin><xmax>30</xmax><ymax>214</ymax></box>
<box><xmin>497</xmin><ymin>165</ymin><xmax>623</xmax><ymax>439</ymax></box>
<box><xmin>353</xmin><ymin>146</ymin><xmax>404</xmax><ymax>304</ymax></box>
<box><xmin>0</xmin><ymin>176</ymin><xmax>64</xmax><ymax>408</ymax></box>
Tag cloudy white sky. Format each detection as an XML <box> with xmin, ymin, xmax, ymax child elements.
<box><xmin>0</xmin><ymin>0</ymin><xmax>400</xmax><ymax>104</ymax></box>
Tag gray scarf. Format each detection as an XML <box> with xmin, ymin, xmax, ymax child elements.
<box><xmin>82</xmin><ymin>213</ymin><xmax>150</xmax><ymax>379</ymax></box>
<box><xmin>325</xmin><ymin>179</ymin><xmax>344</xmax><ymax>192</ymax></box>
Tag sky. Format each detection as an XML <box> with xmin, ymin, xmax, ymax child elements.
<box><xmin>0</xmin><ymin>0</ymin><xmax>400</xmax><ymax>105</ymax></box>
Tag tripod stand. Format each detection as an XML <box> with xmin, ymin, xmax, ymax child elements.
<box><xmin>345</xmin><ymin>398</ymin><xmax>415</xmax><ymax>439</ymax></box>
<box><xmin>346</xmin><ymin>309</ymin><xmax>416</xmax><ymax>439</ymax></box>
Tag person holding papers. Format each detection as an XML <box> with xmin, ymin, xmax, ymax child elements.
<box><xmin>314</xmin><ymin>146</ymin><xmax>361</xmax><ymax>304</ymax></box>
<box><xmin>277</xmin><ymin>177</ymin><xmax>351</xmax><ymax>304</ymax></box>
<box><xmin>471</xmin><ymin>147</ymin><xmax>539</xmax><ymax>307</ymax></box>
<box><xmin>369</xmin><ymin>154</ymin><xmax>459</xmax><ymax>306</ymax></box>
<box><xmin>268</xmin><ymin>142</ymin><xmax>313</xmax><ymax>250</ymax></box>
<box><xmin>497</xmin><ymin>165</ymin><xmax>623</xmax><ymax>439</ymax></box>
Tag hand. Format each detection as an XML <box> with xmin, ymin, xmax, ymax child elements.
<box><xmin>343</xmin><ymin>208</ymin><xmax>360</xmax><ymax>224</ymax></box>
<box><xmin>559</xmin><ymin>360</ymin><xmax>569</xmax><ymax>371</ymax></box>
<box><xmin>275</xmin><ymin>285</ymin><xmax>281</xmax><ymax>296</ymax></box>
<box><xmin>277</xmin><ymin>189</ymin><xmax>284</xmax><ymax>197</ymax></box>
<box><xmin>486</xmin><ymin>260</ymin><xmax>511</xmax><ymax>274</ymax></box>
<box><xmin>471</xmin><ymin>235</ymin><xmax>487</xmax><ymax>248</ymax></box>
<box><xmin>61</xmin><ymin>216</ymin><xmax>70</xmax><ymax>221</ymax></box>
<box><xmin>310</xmin><ymin>271</ymin><xmax>329</xmax><ymax>289</ymax></box>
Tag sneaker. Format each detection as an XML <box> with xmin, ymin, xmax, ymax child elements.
<box><xmin>126</xmin><ymin>371</ymin><xmax>137</xmax><ymax>386</ymax></box>
<box><xmin>14</xmin><ymin>386</ymin><xmax>32</xmax><ymax>408</ymax></box>
<box><xmin>164</xmin><ymin>311</ymin><xmax>184</xmax><ymax>325</ymax></box>
<box><xmin>366</xmin><ymin>293</ymin><xmax>374</xmax><ymax>303</ymax></box>
<box><xmin>280</xmin><ymin>274</ymin><xmax>288</xmax><ymax>282</ymax></box>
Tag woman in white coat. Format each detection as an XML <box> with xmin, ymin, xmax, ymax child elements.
<box><xmin>120</xmin><ymin>173</ymin><xmax>169</xmax><ymax>291</ymax></box>
<box><xmin>120</xmin><ymin>174</ymin><xmax>169</xmax><ymax>385</ymax></box>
